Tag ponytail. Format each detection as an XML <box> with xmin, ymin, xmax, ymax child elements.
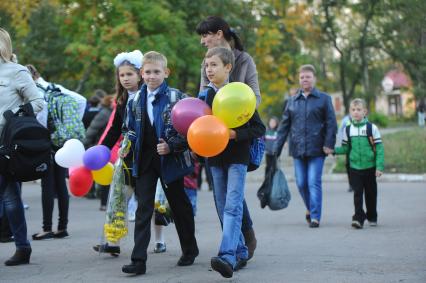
<box><xmin>229</xmin><ymin>29</ymin><xmax>244</xmax><ymax>51</ymax></box>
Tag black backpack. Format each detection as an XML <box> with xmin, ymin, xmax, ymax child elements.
<box><xmin>0</xmin><ymin>103</ymin><xmax>51</xmax><ymax>181</ymax></box>
<box><xmin>345</xmin><ymin>121</ymin><xmax>376</xmax><ymax>154</ymax></box>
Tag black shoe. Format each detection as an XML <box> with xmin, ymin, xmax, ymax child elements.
<box><xmin>32</xmin><ymin>231</ymin><xmax>54</xmax><ymax>240</ymax></box>
<box><xmin>351</xmin><ymin>220</ymin><xmax>363</xmax><ymax>229</ymax></box>
<box><xmin>211</xmin><ymin>256</ymin><xmax>233</xmax><ymax>278</ymax></box>
<box><xmin>0</xmin><ymin>236</ymin><xmax>14</xmax><ymax>243</ymax></box>
<box><xmin>53</xmin><ymin>230</ymin><xmax>69</xmax><ymax>239</ymax></box>
<box><xmin>234</xmin><ymin>258</ymin><xmax>247</xmax><ymax>271</ymax></box>
<box><xmin>154</xmin><ymin>242</ymin><xmax>166</xmax><ymax>253</ymax></box>
<box><xmin>305</xmin><ymin>214</ymin><xmax>311</xmax><ymax>224</ymax></box>
<box><xmin>122</xmin><ymin>261</ymin><xmax>146</xmax><ymax>275</ymax></box>
<box><xmin>243</xmin><ymin>228</ymin><xmax>257</xmax><ymax>260</ymax></box>
<box><xmin>309</xmin><ymin>220</ymin><xmax>320</xmax><ymax>228</ymax></box>
<box><xmin>93</xmin><ymin>243</ymin><xmax>120</xmax><ymax>255</ymax></box>
<box><xmin>177</xmin><ymin>254</ymin><xmax>196</xmax><ymax>266</ymax></box>
<box><xmin>4</xmin><ymin>247</ymin><xmax>32</xmax><ymax>266</ymax></box>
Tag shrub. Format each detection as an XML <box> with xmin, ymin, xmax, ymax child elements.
<box><xmin>368</xmin><ymin>112</ymin><xmax>389</xmax><ymax>128</ymax></box>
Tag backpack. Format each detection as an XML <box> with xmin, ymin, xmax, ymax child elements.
<box><xmin>44</xmin><ymin>84</ymin><xmax>85</xmax><ymax>147</ymax></box>
<box><xmin>248</xmin><ymin>136</ymin><xmax>265</xmax><ymax>172</ymax></box>
<box><xmin>200</xmin><ymin>87</ymin><xmax>264</xmax><ymax>172</ymax></box>
<box><xmin>345</xmin><ymin>121</ymin><xmax>375</xmax><ymax>154</ymax></box>
<box><xmin>0</xmin><ymin>103</ymin><xmax>51</xmax><ymax>181</ymax></box>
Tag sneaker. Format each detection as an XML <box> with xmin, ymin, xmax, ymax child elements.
<box><xmin>234</xmin><ymin>258</ymin><xmax>247</xmax><ymax>271</ymax></box>
<box><xmin>309</xmin><ymin>219</ymin><xmax>320</xmax><ymax>228</ymax></box>
<box><xmin>211</xmin><ymin>256</ymin><xmax>233</xmax><ymax>278</ymax></box>
<box><xmin>351</xmin><ymin>220</ymin><xmax>363</xmax><ymax>229</ymax></box>
<box><xmin>154</xmin><ymin>242</ymin><xmax>166</xmax><ymax>253</ymax></box>
<box><xmin>53</xmin><ymin>230</ymin><xmax>69</xmax><ymax>239</ymax></box>
<box><xmin>305</xmin><ymin>214</ymin><xmax>311</xmax><ymax>224</ymax></box>
<box><xmin>32</xmin><ymin>231</ymin><xmax>54</xmax><ymax>240</ymax></box>
<box><xmin>128</xmin><ymin>212</ymin><xmax>136</xmax><ymax>222</ymax></box>
<box><xmin>368</xmin><ymin>221</ymin><xmax>377</xmax><ymax>227</ymax></box>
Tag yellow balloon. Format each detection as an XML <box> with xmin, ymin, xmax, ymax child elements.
<box><xmin>92</xmin><ymin>163</ymin><xmax>114</xmax><ymax>185</ymax></box>
<box><xmin>212</xmin><ymin>82</ymin><xmax>256</xmax><ymax>128</ymax></box>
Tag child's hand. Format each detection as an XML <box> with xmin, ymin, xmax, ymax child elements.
<box><xmin>229</xmin><ymin>129</ymin><xmax>237</xmax><ymax>140</ymax></box>
<box><xmin>375</xmin><ymin>170</ymin><xmax>383</xmax><ymax>177</ymax></box>
<box><xmin>323</xmin><ymin>146</ymin><xmax>333</xmax><ymax>155</ymax></box>
<box><xmin>157</xmin><ymin>138</ymin><xmax>170</xmax><ymax>155</ymax></box>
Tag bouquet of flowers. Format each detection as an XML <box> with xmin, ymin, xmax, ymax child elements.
<box><xmin>103</xmin><ymin>136</ymin><xmax>131</xmax><ymax>243</ymax></box>
<box><xmin>154</xmin><ymin>183</ymin><xmax>173</xmax><ymax>226</ymax></box>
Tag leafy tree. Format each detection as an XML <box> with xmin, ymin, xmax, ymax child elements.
<box><xmin>375</xmin><ymin>0</ymin><xmax>426</xmax><ymax>99</ymax></box>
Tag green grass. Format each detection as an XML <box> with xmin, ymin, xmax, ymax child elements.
<box><xmin>333</xmin><ymin>128</ymin><xmax>426</xmax><ymax>174</ymax></box>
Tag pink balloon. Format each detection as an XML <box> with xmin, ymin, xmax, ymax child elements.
<box><xmin>171</xmin><ymin>98</ymin><xmax>212</xmax><ymax>136</ymax></box>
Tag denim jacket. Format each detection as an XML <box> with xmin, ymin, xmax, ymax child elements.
<box><xmin>125</xmin><ymin>82</ymin><xmax>193</xmax><ymax>184</ymax></box>
<box><xmin>273</xmin><ymin>88</ymin><xmax>337</xmax><ymax>158</ymax></box>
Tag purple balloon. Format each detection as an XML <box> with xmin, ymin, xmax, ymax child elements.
<box><xmin>83</xmin><ymin>145</ymin><xmax>111</xmax><ymax>170</ymax></box>
<box><xmin>171</xmin><ymin>98</ymin><xmax>212</xmax><ymax>136</ymax></box>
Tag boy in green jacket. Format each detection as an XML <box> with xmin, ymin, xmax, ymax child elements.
<box><xmin>333</xmin><ymin>98</ymin><xmax>384</xmax><ymax>229</ymax></box>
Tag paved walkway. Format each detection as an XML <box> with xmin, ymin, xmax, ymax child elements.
<box><xmin>1</xmin><ymin>178</ymin><xmax>425</xmax><ymax>282</ymax></box>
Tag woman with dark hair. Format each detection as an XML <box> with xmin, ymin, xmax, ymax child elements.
<box><xmin>196</xmin><ymin>16</ymin><xmax>261</xmax><ymax>260</ymax></box>
<box><xmin>196</xmin><ymin>16</ymin><xmax>261</xmax><ymax>106</ymax></box>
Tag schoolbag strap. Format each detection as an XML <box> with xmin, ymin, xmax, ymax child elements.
<box><xmin>366</xmin><ymin>122</ymin><xmax>376</xmax><ymax>153</ymax></box>
<box><xmin>345</xmin><ymin>123</ymin><xmax>351</xmax><ymax>148</ymax></box>
<box><xmin>19</xmin><ymin>103</ymin><xmax>35</xmax><ymax>117</ymax></box>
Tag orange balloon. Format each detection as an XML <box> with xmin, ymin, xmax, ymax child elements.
<box><xmin>187</xmin><ymin>115</ymin><xmax>229</xmax><ymax>157</ymax></box>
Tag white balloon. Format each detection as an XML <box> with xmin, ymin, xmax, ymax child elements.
<box><xmin>55</xmin><ymin>139</ymin><xmax>85</xmax><ymax>168</ymax></box>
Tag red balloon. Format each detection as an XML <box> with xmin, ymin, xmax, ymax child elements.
<box><xmin>69</xmin><ymin>166</ymin><xmax>93</xmax><ymax>197</ymax></box>
<box><xmin>171</xmin><ymin>98</ymin><xmax>212</xmax><ymax>136</ymax></box>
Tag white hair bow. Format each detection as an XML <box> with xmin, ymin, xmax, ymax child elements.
<box><xmin>113</xmin><ymin>50</ymin><xmax>143</xmax><ymax>69</ymax></box>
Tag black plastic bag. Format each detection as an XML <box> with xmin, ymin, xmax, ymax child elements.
<box><xmin>257</xmin><ymin>156</ymin><xmax>291</xmax><ymax>210</ymax></box>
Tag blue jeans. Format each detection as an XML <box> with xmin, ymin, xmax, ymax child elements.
<box><xmin>0</xmin><ymin>176</ymin><xmax>30</xmax><ymax>249</ymax></box>
<box><xmin>294</xmin><ymin>156</ymin><xmax>325</xmax><ymax>221</ymax></box>
<box><xmin>184</xmin><ymin>188</ymin><xmax>197</xmax><ymax>216</ymax></box>
<box><xmin>211</xmin><ymin>164</ymin><xmax>249</xmax><ymax>268</ymax></box>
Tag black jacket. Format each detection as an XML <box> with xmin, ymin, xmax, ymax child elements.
<box><xmin>202</xmin><ymin>87</ymin><xmax>265</xmax><ymax>167</ymax></box>
<box><xmin>273</xmin><ymin>88</ymin><xmax>337</xmax><ymax>158</ymax></box>
<box><xmin>83</xmin><ymin>106</ymin><xmax>113</xmax><ymax>148</ymax></box>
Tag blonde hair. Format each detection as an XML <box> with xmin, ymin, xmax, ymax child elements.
<box><xmin>142</xmin><ymin>51</ymin><xmax>167</xmax><ymax>69</ymax></box>
<box><xmin>299</xmin><ymin>64</ymin><xmax>316</xmax><ymax>75</ymax></box>
<box><xmin>350</xmin><ymin>98</ymin><xmax>367</xmax><ymax>109</ymax></box>
<box><xmin>0</xmin><ymin>28</ymin><xmax>13</xmax><ymax>63</ymax></box>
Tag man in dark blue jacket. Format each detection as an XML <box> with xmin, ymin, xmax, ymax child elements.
<box><xmin>273</xmin><ymin>64</ymin><xmax>337</xmax><ymax>228</ymax></box>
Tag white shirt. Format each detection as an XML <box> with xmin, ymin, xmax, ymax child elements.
<box><xmin>147</xmin><ymin>88</ymin><xmax>159</xmax><ymax>125</ymax></box>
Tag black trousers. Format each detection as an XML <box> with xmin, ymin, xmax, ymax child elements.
<box><xmin>349</xmin><ymin>167</ymin><xmax>377</xmax><ymax>223</ymax></box>
<box><xmin>41</xmin><ymin>158</ymin><xmax>69</xmax><ymax>231</ymax></box>
<box><xmin>131</xmin><ymin>165</ymin><xmax>198</xmax><ymax>262</ymax></box>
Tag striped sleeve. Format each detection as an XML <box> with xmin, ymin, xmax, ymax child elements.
<box><xmin>372</xmin><ymin>124</ymin><xmax>382</xmax><ymax>144</ymax></box>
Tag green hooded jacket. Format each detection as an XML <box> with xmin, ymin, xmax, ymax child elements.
<box><xmin>334</xmin><ymin>118</ymin><xmax>384</xmax><ymax>171</ymax></box>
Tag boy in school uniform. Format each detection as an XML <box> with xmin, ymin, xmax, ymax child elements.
<box><xmin>333</xmin><ymin>98</ymin><xmax>384</xmax><ymax>229</ymax></box>
<box><xmin>122</xmin><ymin>51</ymin><xmax>198</xmax><ymax>275</ymax></box>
